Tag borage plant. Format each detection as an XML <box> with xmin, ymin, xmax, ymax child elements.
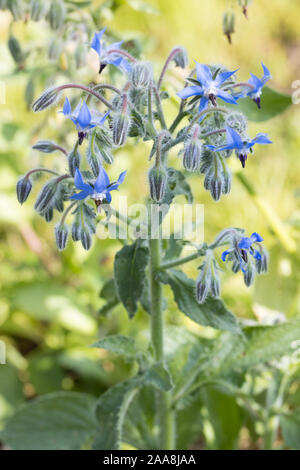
<box><xmin>3</xmin><ymin>28</ymin><xmax>299</xmax><ymax>451</ymax></box>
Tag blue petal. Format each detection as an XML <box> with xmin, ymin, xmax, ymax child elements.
<box><xmin>76</xmin><ymin>102</ymin><xmax>92</xmax><ymax>129</ymax></box>
<box><xmin>261</xmin><ymin>62</ymin><xmax>271</xmax><ymax>82</ymax></box>
<box><xmin>252</xmin><ymin>133</ymin><xmax>272</xmax><ymax>145</ymax></box>
<box><xmin>225</xmin><ymin>126</ymin><xmax>243</xmax><ymax>149</ymax></box>
<box><xmin>177</xmin><ymin>85</ymin><xmax>203</xmax><ymax>99</ymax></box>
<box><xmin>221</xmin><ymin>249</ymin><xmax>232</xmax><ymax>262</ymax></box>
<box><xmin>91</xmin><ymin>28</ymin><xmax>106</xmax><ymax>55</ymax></box>
<box><xmin>104</xmin><ymin>191</ymin><xmax>112</xmax><ymax>203</ymax></box>
<box><xmin>205</xmin><ymin>144</ymin><xmax>217</xmax><ymax>150</ymax></box>
<box><xmin>250</xmin><ymin>232</ymin><xmax>264</xmax><ymax>243</ymax></box>
<box><xmin>198</xmin><ymin>96</ymin><xmax>209</xmax><ymax>113</ymax></box>
<box><xmin>194</xmin><ymin>62</ymin><xmax>212</xmax><ymax>87</ymax></box>
<box><xmin>216</xmin><ymin>89</ymin><xmax>238</xmax><ymax>105</ymax></box>
<box><xmin>70</xmin><ymin>189</ymin><xmax>91</xmax><ymax>200</ymax></box>
<box><xmin>62</xmin><ymin>97</ymin><xmax>71</xmax><ymax>116</ymax></box>
<box><xmin>109</xmin><ymin>170</ymin><xmax>127</xmax><ymax>191</ymax></box>
<box><xmin>214</xmin><ymin>69</ymin><xmax>238</xmax><ymax>87</ymax></box>
<box><xmin>74</xmin><ymin>168</ymin><xmax>88</xmax><ymax>190</ymax></box>
<box><xmin>95</xmin><ymin>166</ymin><xmax>110</xmax><ymax>193</ymax></box>
<box><xmin>238</xmin><ymin>236</ymin><xmax>252</xmax><ymax>250</ymax></box>
<box><xmin>253</xmin><ymin>249</ymin><xmax>262</xmax><ymax>260</ymax></box>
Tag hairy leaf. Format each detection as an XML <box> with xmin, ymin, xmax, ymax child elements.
<box><xmin>91</xmin><ymin>335</ymin><xmax>137</xmax><ymax>359</ymax></box>
<box><xmin>281</xmin><ymin>410</ymin><xmax>300</xmax><ymax>450</ymax></box>
<box><xmin>1</xmin><ymin>392</ymin><xmax>97</xmax><ymax>450</ymax></box>
<box><xmin>158</xmin><ymin>269</ymin><xmax>240</xmax><ymax>332</ymax></box>
<box><xmin>114</xmin><ymin>241</ymin><xmax>149</xmax><ymax>317</ymax></box>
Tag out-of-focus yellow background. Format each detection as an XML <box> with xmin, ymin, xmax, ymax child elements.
<box><xmin>0</xmin><ymin>0</ymin><xmax>299</xmax><ymax>440</ymax></box>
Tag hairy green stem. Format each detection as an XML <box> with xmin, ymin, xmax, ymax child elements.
<box><xmin>149</xmin><ymin>236</ymin><xmax>175</xmax><ymax>449</ymax></box>
<box><xmin>153</xmin><ymin>86</ymin><xmax>168</xmax><ymax>130</ymax></box>
<box><xmin>57</xmin><ymin>84</ymin><xmax>113</xmax><ymax>109</ymax></box>
<box><xmin>157</xmin><ymin>250</ymin><xmax>200</xmax><ymax>271</ymax></box>
<box><xmin>157</xmin><ymin>47</ymin><xmax>181</xmax><ymax>90</ymax></box>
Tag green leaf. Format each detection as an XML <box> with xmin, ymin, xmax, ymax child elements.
<box><xmin>281</xmin><ymin>410</ymin><xmax>300</xmax><ymax>450</ymax></box>
<box><xmin>93</xmin><ymin>362</ymin><xmax>172</xmax><ymax>450</ymax></box>
<box><xmin>0</xmin><ymin>365</ymin><xmax>24</xmax><ymax>429</ymax></box>
<box><xmin>98</xmin><ymin>279</ymin><xmax>120</xmax><ymax>315</ymax></box>
<box><xmin>230</xmin><ymin>86</ymin><xmax>291</xmax><ymax>122</ymax></box>
<box><xmin>1</xmin><ymin>392</ymin><xmax>97</xmax><ymax>450</ymax></box>
<box><xmin>91</xmin><ymin>335</ymin><xmax>137</xmax><ymax>359</ymax></box>
<box><xmin>114</xmin><ymin>241</ymin><xmax>149</xmax><ymax>318</ymax></box>
<box><xmin>162</xmin><ymin>168</ymin><xmax>194</xmax><ymax>205</ymax></box>
<box><xmin>158</xmin><ymin>269</ymin><xmax>240</xmax><ymax>332</ymax></box>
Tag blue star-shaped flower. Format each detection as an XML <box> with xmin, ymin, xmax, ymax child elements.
<box><xmin>246</xmin><ymin>63</ymin><xmax>271</xmax><ymax>108</ymax></box>
<box><xmin>70</xmin><ymin>167</ymin><xmax>126</xmax><ymax>211</ymax></box>
<box><xmin>62</xmin><ymin>98</ymin><xmax>109</xmax><ymax>144</ymax></box>
<box><xmin>207</xmin><ymin>126</ymin><xmax>272</xmax><ymax>168</ymax></box>
<box><xmin>222</xmin><ymin>232</ymin><xmax>263</xmax><ymax>272</ymax></box>
<box><xmin>91</xmin><ymin>28</ymin><xmax>131</xmax><ymax>74</ymax></box>
<box><xmin>177</xmin><ymin>62</ymin><xmax>238</xmax><ymax>112</ymax></box>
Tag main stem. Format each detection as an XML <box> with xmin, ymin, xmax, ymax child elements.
<box><xmin>149</xmin><ymin>237</ymin><xmax>175</xmax><ymax>450</ymax></box>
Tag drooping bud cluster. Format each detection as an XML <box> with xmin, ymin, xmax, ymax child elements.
<box><xmin>196</xmin><ymin>251</ymin><xmax>221</xmax><ymax>304</ymax></box>
<box><xmin>200</xmin><ymin>149</ymin><xmax>232</xmax><ymax>201</ymax></box>
<box><xmin>214</xmin><ymin>228</ymin><xmax>268</xmax><ymax>287</ymax></box>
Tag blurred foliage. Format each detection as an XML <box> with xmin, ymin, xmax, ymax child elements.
<box><xmin>0</xmin><ymin>0</ymin><xmax>300</xmax><ymax>450</ymax></box>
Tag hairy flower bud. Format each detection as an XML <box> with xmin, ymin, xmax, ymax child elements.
<box><xmin>149</xmin><ymin>165</ymin><xmax>167</xmax><ymax>203</ymax></box>
<box><xmin>183</xmin><ymin>139</ymin><xmax>202</xmax><ymax>172</ymax></box>
<box><xmin>196</xmin><ymin>279</ymin><xmax>209</xmax><ymax>304</ymax></box>
<box><xmin>243</xmin><ymin>262</ymin><xmax>255</xmax><ymax>287</ymax></box>
<box><xmin>30</xmin><ymin>0</ymin><xmax>48</xmax><ymax>21</ymax></box>
<box><xmin>34</xmin><ymin>180</ymin><xmax>57</xmax><ymax>213</ymax></box>
<box><xmin>8</xmin><ymin>35</ymin><xmax>24</xmax><ymax>64</ymax></box>
<box><xmin>80</xmin><ymin>226</ymin><xmax>92</xmax><ymax>250</ymax></box>
<box><xmin>43</xmin><ymin>207</ymin><xmax>53</xmax><ymax>222</ymax></box>
<box><xmin>130</xmin><ymin>62</ymin><xmax>153</xmax><ymax>89</ymax></box>
<box><xmin>7</xmin><ymin>0</ymin><xmax>23</xmax><ymax>20</ymax></box>
<box><xmin>17</xmin><ymin>176</ymin><xmax>32</xmax><ymax>204</ymax></box>
<box><xmin>68</xmin><ymin>147</ymin><xmax>81</xmax><ymax>177</ymax></box>
<box><xmin>48</xmin><ymin>1</ymin><xmax>66</xmax><ymax>30</ymax></box>
<box><xmin>223</xmin><ymin>11</ymin><xmax>235</xmax><ymax>44</ymax></box>
<box><xmin>75</xmin><ymin>43</ymin><xmax>87</xmax><ymax>69</ymax></box>
<box><xmin>48</xmin><ymin>37</ymin><xmax>63</xmax><ymax>61</ymax></box>
<box><xmin>32</xmin><ymin>140</ymin><xmax>60</xmax><ymax>153</ymax></box>
<box><xmin>55</xmin><ymin>224</ymin><xmax>68</xmax><ymax>251</ymax></box>
<box><xmin>172</xmin><ymin>46</ymin><xmax>189</xmax><ymax>69</ymax></box>
<box><xmin>112</xmin><ymin>112</ymin><xmax>131</xmax><ymax>146</ymax></box>
<box><xmin>32</xmin><ymin>87</ymin><xmax>62</xmax><ymax>112</ymax></box>
<box><xmin>71</xmin><ymin>222</ymin><xmax>80</xmax><ymax>241</ymax></box>
<box><xmin>255</xmin><ymin>248</ymin><xmax>268</xmax><ymax>274</ymax></box>
<box><xmin>95</xmin><ymin>127</ymin><xmax>113</xmax><ymax>148</ymax></box>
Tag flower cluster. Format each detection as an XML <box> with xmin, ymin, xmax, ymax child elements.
<box><xmin>17</xmin><ymin>28</ymin><xmax>269</xmax><ymax>297</ymax></box>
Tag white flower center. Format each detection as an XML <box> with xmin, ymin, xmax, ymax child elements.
<box><xmin>204</xmin><ymin>86</ymin><xmax>218</xmax><ymax>98</ymax></box>
<box><xmin>91</xmin><ymin>192</ymin><xmax>106</xmax><ymax>202</ymax></box>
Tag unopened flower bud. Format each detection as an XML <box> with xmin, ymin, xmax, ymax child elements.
<box><xmin>71</xmin><ymin>222</ymin><xmax>80</xmax><ymax>242</ymax></box>
<box><xmin>48</xmin><ymin>1</ymin><xmax>66</xmax><ymax>30</ymax></box>
<box><xmin>223</xmin><ymin>11</ymin><xmax>235</xmax><ymax>44</ymax></box>
<box><xmin>130</xmin><ymin>62</ymin><xmax>153</xmax><ymax>89</ymax></box>
<box><xmin>32</xmin><ymin>87</ymin><xmax>62</xmax><ymax>112</ymax></box>
<box><xmin>68</xmin><ymin>147</ymin><xmax>81</xmax><ymax>177</ymax></box>
<box><xmin>75</xmin><ymin>43</ymin><xmax>87</xmax><ymax>69</ymax></box>
<box><xmin>149</xmin><ymin>165</ymin><xmax>167</xmax><ymax>203</ymax></box>
<box><xmin>8</xmin><ymin>35</ymin><xmax>24</xmax><ymax>64</ymax></box>
<box><xmin>183</xmin><ymin>139</ymin><xmax>202</xmax><ymax>172</ymax></box>
<box><xmin>243</xmin><ymin>263</ymin><xmax>255</xmax><ymax>287</ymax></box>
<box><xmin>222</xmin><ymin>162</ymin><xmax>232</xmax><ymax>195</ymax></box>
<box><xmin>32</xmin><ymin>140</ymin><xmax>60</xmax><ymax>153</ymax></box>
<box><xmin>80</xmin><ymin>226</ymin><xmax>92</xmax><ymax>250</ymax></box>
<box><xmin>34</xmin><ymin>180</ymin><xmax>57</xmax><ymax>213</ymax></box>
<box><xmin>255</xmin><ymin>248</ymin><xmax>268</xmax><ymax>274</ymax></box>
<box><xmin>17</xmin><ymin>176</ymin><xmax>32</xmax><ymax>204</ymax></box>
<box><xmin>7</xmin><ymin>0</ymin><xmax>23</xmax><ymax>20</ymax></box>
<box><xmin>43</xmin><ymin>207</ymin><xmax>53</xmax><ymax>222</ymax></box>
<box><xmin>112</xmin><ymin>112</ymin><xmax>131</xmax><ymax>146</ymax></box>
<box><xmin>196</xmin><ymin>272</ymin><xmax>209</xmax><ymax>304</ymax></box>
<box><xmin>95</xmin><ymin>127</ymin><xmax>113</xmax><ymax>148</ymax></box>
<box><xmin>210</xmin><ymin>176</ymin><xmax>222</xmax><ymax>201</ymax></box>
<box><xmin>30</xmin><ymin>0</ymin><xmax>48</xmax><ymax>21</ymax></box>
<box><xmin>55</xmin><ymin>224</ymin><xmax>68</xmax><ymax>251</ymax></box>
<box><xmin>172</xmin><ymin>46</ymin><xmax>189</xmax><ymax>69</ymax></box>
<box><xmin>48</xmin><ymin>37</ymin><xmax>63</xmax><ymax>61</ymax></box>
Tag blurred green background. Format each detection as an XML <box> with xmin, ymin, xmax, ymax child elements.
<box><xmin>0</xmin><ymin>0</ymin><xmax>299</xmax><ymax>449</ymax></box>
